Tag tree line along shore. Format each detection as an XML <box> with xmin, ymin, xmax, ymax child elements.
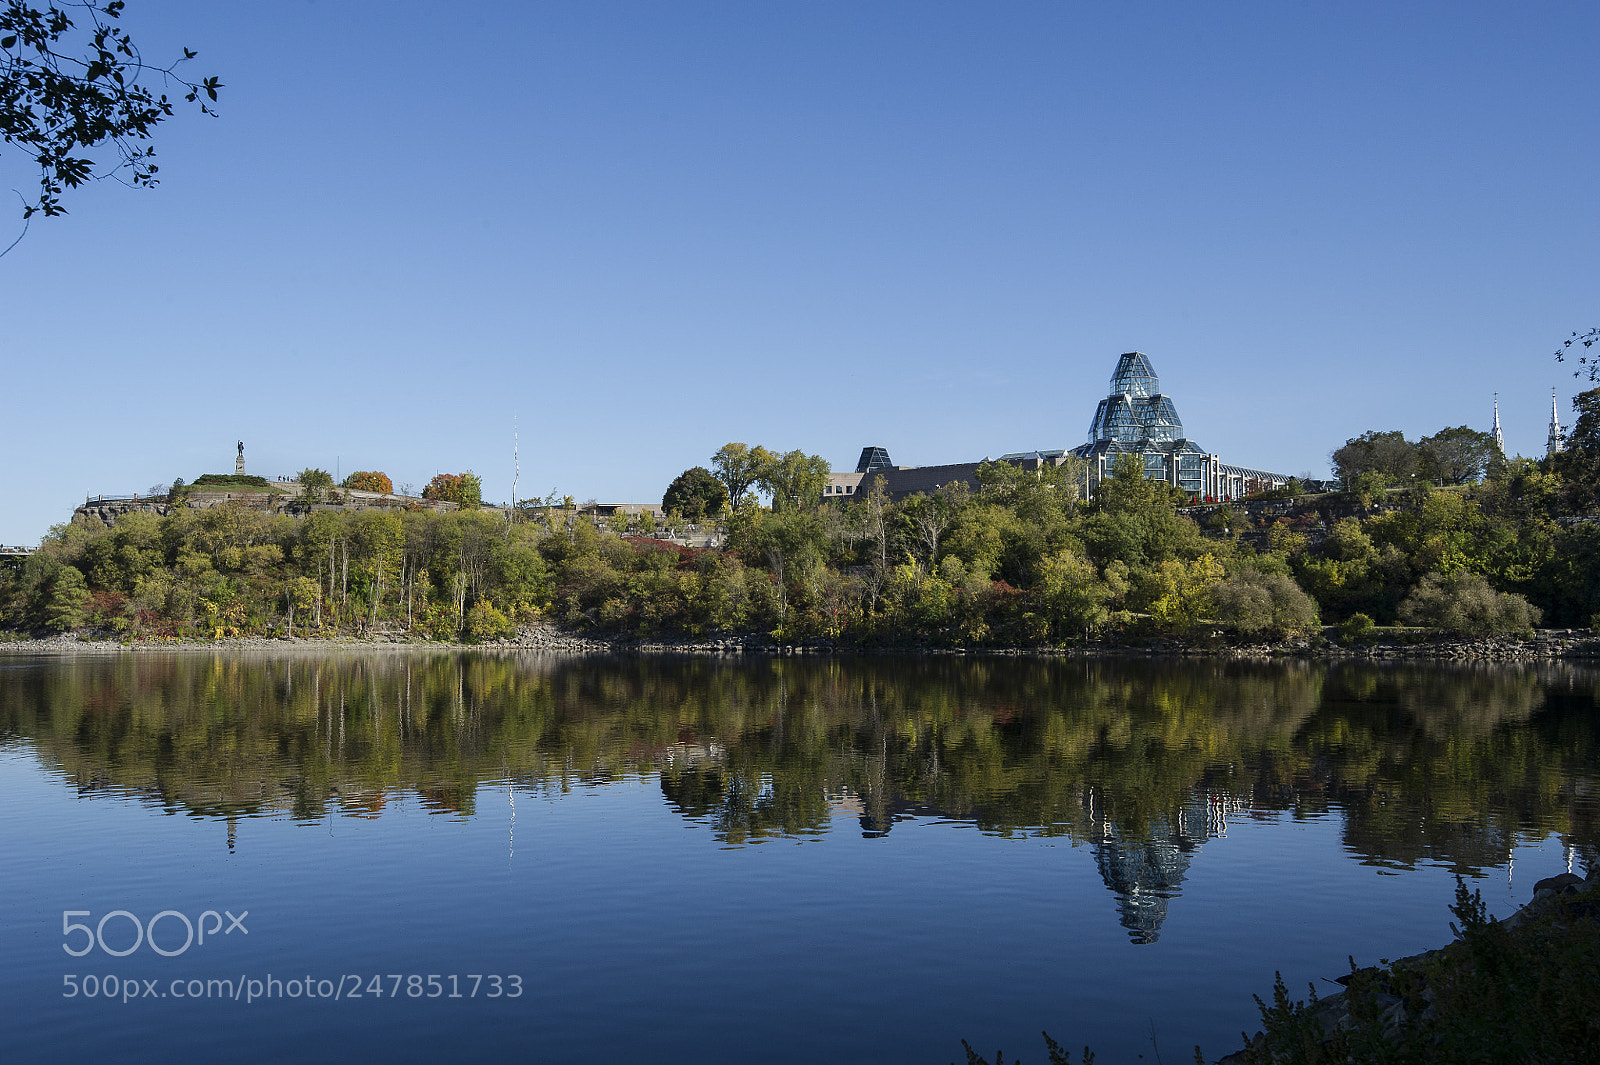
<box><xmin>5</xmin><ymin>400</ymin><xmax>1600</xmax><ymax>649</ymax></box>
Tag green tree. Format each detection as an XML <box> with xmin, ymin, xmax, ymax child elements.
<box><xmin>728</xmin><ymin>505</ymin><xmax>826</xmax><ymax>635</ymax></box>
<box><xmin>43</xmin><ymin>563</ymin><xmax>89</xmax><ymax>630</ymax></box>
<box><xmin>1036</xmin><ymin>548</ymin><xmax>1109</xmax><ymax>640</ymax></box>
<box><xmin>1366</xmin><ymin>488</ymin><xmax>1494</xmax><ymax>578</ymax></box>
<box><xmin>456</xmin><ymin>471</ymin><xmax>483</xmax><ymax>509</ymax></box>
<box><xmin>711</xmin><ymin>443</ymin><xmax>772</xmax><ymax>512</ymax></box>
<box><xmin>959</xmin><ymin>459</ymin><xmax>1083</xmax><ymax>587</ymax></box>
<box><xmin>79</xmin><ymin>510</ymin><xmax>163</xmax><ymax>592</ymax></box>
<box><xmin>1555</xmin><ymin>389</ymin><xmax>1600</xmax><ymax>511</ymax></box>
<box><xmin>1537</xmin><ymin>524</ymin><xmax>1600</xmax><ymax>627</ymax></box>
<box><xmin>1092</xmin><ymin>451</ymin><xmax>1187</xmax><ymax>514</ymax></box>
<box><xmin>1480</xmin><ymin>456</ymin><xmax>1562</xmax><ymax>522</ymax></box>
<box><xmin>295</xmin><ymin>467</ymin><xmax>333</xmax><ymax>503</ymax></box>
<box><xmin>464</xmin><ymin>600</ymin><xmax>513</xmax><ymax>642</ymax></box>
<box><xmin>1146</xmin><ymin>553</ymin><xmax>1224</xmax><ymax>633</ymax></box>
<box><xmin>1398</xmin><ymin>571</ymin><xmax>1541</xmax><ymax>635</ymax></box>
<box><xmin>756</xmin><ymin>449</ymin><xmax>830</xmax><ymax>512</ymax></box>
<box><xmin>491</xmin><ymin>537</ymin><xmax>548</xmax><ymax>619</ymax></box>
<box><xmin>349</xmin><ymin>510</ymin><xmax>403</xmax><ymax>628</ymax></box>
<box><xmin>1294</xmin><ymin>518</ymin><xmax>1393</xmax><ymax>621</ymax></box>
<box><xmin>1078</xmin><ymin>454</ymin><xmax>1204</xmax><ymax>573</ymax></box>
<box><xmin>1337</xmin><ymin>611</ymin><xmax>1375</xmax><ymax>643</ymax></box>
<box><xmin>898</xmin><ymin>480</ymin><xmax>968</xmax><ymax>568</ymax></box>
<box><xmin>284</xmin><ymin>576</ymin><xmax>319</xmax><ymax>636</ymax></box>
<box><xmin>1330</xmin><ymin>429</ymin><xmax>1417</xmax><ymax>484</ymax></box>
<box><xmin>976</xmin><ymin>456</ymin><xmax>1085</xmax><ymax>516</ymax></box>
<box><xmin>662</xmin><ymin>466</ymin><xmax>727</xmax><ymax>522</ymax></box>
<box><xmin>1211</xmin><ymin>569</ymin><xmax>1319</xmax><ymax>635</ymax></box>
<box><xmin>1418</xmin><ymin>426</ymin><xmax>1499</xmax><ymax>485</ymax></box>
<box><xmin>1</xmin><ymin>0</ymin><xmax>221</xmax><ymax>227</ymax></box>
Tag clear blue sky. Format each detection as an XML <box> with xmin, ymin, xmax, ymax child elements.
<box><xmin>3</xmin><ymin>1</ymin><xmax>1596</xmax><ymax>543</ymax></box>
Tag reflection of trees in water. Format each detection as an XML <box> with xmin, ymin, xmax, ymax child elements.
<box><xmin>4</xmin><ymin>655</ymin><xmax>1598</xmax><ymax>892</ymax></box>
<box><xmin>1290</xmin><ymin>664</ymin><xmax>1577</xmax><ymax>875</ymax></box>
<box><xmin>1390</xmin><ymin>664</ymin><xmax>1545</xmax><ymax>738</ymax></box>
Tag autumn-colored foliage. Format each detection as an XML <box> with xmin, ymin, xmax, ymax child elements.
<box><xmin>624</xmin><ymin>537</ymin><xmax>700</xmax><ymax>567</ymax></box>
<box><xmin>344</xmin><ymin>471</ymin><xmax>394</xmax><ymax>494</ymax></box>
<box><xmin>423</xmin><ymin>474</ymin><xmax>461</xmax><ymax>501</ymax></box>
<box><xmin>422</xmin><ymin>472</ymin><xmax>483</xmax><ymax>509</ymax></box>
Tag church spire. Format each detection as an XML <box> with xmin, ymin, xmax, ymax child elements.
<box><xmin>1547</xmin><ymin>390</ymin><xmax>1566</xmax><ymax>458</ymax></box>
<box><xmin>1492</xmin><ymin>394</ymin><xmax>1504</xmax><ymax>454</ymax></box>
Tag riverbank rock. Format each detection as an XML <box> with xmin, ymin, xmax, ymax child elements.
<box><xmin>1217</xmin><ymin>863</ymin><xmax>1600</xmax><ymax>1064</ymax></box>
<box><xmin>4</xmin><ymin>625</ymin><xmax>1599</xmax><ymax>662</ymax></box>
<box><xmin>496</xmin><ymin>623</ymin><xmax>778</xmax><ymax>656</ymax></box>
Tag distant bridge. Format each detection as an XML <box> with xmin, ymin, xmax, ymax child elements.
<box><xmin>0</xmin><ymin>545</ymin><xmax>35</xmax><ymax>568</ymax></box>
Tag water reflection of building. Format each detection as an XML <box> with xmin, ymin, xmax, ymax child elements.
<box><xmin>657</xmin><ymin>741</ymin><xmax>727</xmax><ymax>771</ymax></box>
<box><xmin>1089</xmin><ymin>790</ymin><xmax>1248</xmax><ymax>944</ymax></box>
<box><xmin>826</xmin><ymin>789</ymin><xmax>864</xmax><ymax>822</ymax></box>
<box><xmin>825</xmin><ymin>785</ymin><xmax>931</xmax><ymax>838</ymax></box>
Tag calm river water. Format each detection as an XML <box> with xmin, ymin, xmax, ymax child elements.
<box><xmin>2</xmin><ymin>651</ymin><xmax>1596</xmax><ymax>1064</ymax></box>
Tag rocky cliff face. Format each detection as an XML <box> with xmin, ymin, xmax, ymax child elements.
<box><xmin>72</xmin><ymin>490</ymin><xmax>458</xmax><ymax>528</ymax></box>
<box><xmin>1179</xmin><ymin>496</ymin><xmax>1409</xmax><ymax>552</ymax></box>
<box><xmin>74</xmin><ymin>499</ymin><xmax>174</xmax><ymax>526</ymax></box>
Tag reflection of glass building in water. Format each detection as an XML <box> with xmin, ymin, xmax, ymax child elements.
<box><xmin>1066</xmin><ymin>352</ymin><xmax>1291</xmax><ymax>501</ymax></box>
<box><xmin>1089</xmin><ymin>791</ymin><xmax>1246</xmax><ymax>944</ymax></box>
<box><xmin>1093</xmin><ymin>821</ymin><xmax>1196</xmax><ymax>944</ymax></box>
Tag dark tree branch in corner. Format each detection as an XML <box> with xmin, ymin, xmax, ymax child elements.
<box><xmin>0</xmin><ymin>0</ymin><xmax>220</xmax><ymax>230</ymax></box>
<box><xmin>1</xmin><ymin>188</ymin><xmax>29</xmax><ymax>255</ymax></box>
<box><xmin>1555</xmin><ymin>328</ymin><xmax>1600</xmax><ymax>382</ymax></box>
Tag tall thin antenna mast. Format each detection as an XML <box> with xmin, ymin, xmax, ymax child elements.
<box><xmin>511</xmin><ymin>413</ymin><xmax>520</xmax><ymax>514</ymax></box>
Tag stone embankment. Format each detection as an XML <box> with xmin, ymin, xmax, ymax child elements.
<box><xmin>1208</xmin><ymin>628</ymin><xmax>1600</xmax><ymax>662</ymax></box>
<box><xmin>497</xmin><ymin>624</ymin><xmax>778</xmax><ymax>655</ymax></box>
<box><xmin>0</xmin><ymin>631</ymin><xmax>438</xmax><ymax>655</ymax></box>
<box><xmin>0</xmin><ymin>626</ymin><xmax>784</xmax><ymax>657</ymax></box>
<box><xmin>1317</xmin><ymin>629</ymin><xmax>1599</xmax><ymax>660</ymax></box>
<box><xmin>4</xmin><ymin>626</ymin><xmax>1599</xmax><ymax>660</ymax></box>
<box><xmin>495</xmin><ymin>626</ymin><xmax>1600</xmax><ymax>661</ymax></box>
<box><xmin>1218</xmin><ymin>864</ymin><xmax>1600</xmax><ymax>1064</ymax></box>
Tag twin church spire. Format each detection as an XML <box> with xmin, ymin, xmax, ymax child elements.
<box><xmin>1488</xmin><ymin>390</ymin><xmax>1564</xmax><ymax>460</ymax></box>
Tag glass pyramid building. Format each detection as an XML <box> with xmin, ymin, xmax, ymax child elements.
<box><xmin>851</xmin><ymin>351</ymin><xmax>1293</xmax><ymax>504</ymax></box>
<box><xmin>1065</xmin><ymin>352</ymin><xmax>1290</xmax><ymax>500</ymax></box>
